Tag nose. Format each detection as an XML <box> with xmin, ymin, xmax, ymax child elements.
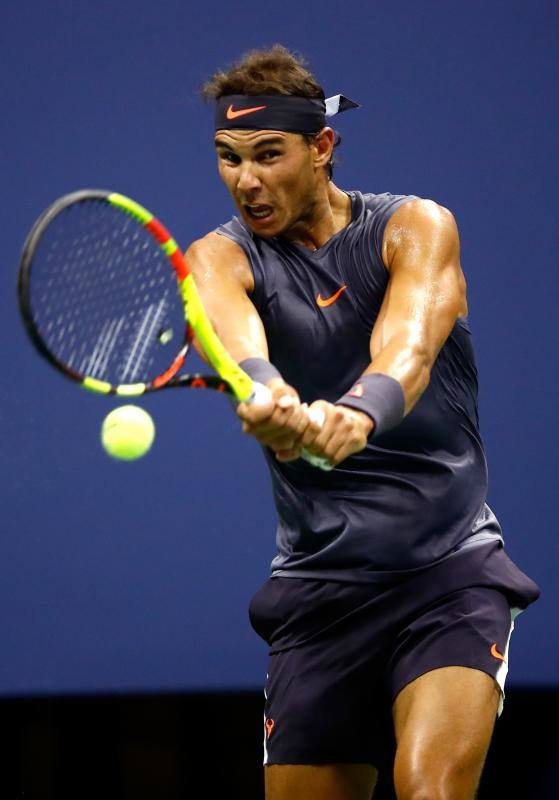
<box><xmin>237</xmin><ymin>162</ymin><xmax>261</xmax><ymax>194</ymax></box>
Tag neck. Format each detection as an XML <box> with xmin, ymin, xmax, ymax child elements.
<box><xmin>282</xmin><ymin>182</ymin><xmax>351</xmax><ymax>251</ymax></box>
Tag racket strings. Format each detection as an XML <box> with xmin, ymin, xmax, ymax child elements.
<box><xmin>28</xmin><ymin>201</ymin><xmax>186</xmax><ymax>385</ymax></box>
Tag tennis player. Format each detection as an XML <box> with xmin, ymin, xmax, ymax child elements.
<box><xmin>187</xmin><ymin>46</ymin><xmax>540</xmax><ymax>800</ymax></box>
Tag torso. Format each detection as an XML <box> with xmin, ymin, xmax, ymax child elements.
<box><xmin>215</xmin><ymin>190</ymin><xmax>502</xmax><ymax>581</ymax></box>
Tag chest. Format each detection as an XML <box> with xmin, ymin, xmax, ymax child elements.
<box><xmin>253</xmin><ymin>241</ymin><xmax>386</xmax><ymax>401</ymax></box>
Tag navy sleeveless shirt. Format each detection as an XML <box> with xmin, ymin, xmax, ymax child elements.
<box><xmin>216</xmin><ymin>191</ymin><xmax>503</xmax><ymax>582</ymax></box>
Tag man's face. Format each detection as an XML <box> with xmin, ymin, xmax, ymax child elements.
<box><xmin>214</xmin><ymin>129</ymin><xmax>320</xmax><ymax>238</ymax></box>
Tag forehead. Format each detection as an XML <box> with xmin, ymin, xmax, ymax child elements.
<box><xmin>214</xmin><ymin>129</ymin><xmax>303</xmax><ymax>151</ymax></box>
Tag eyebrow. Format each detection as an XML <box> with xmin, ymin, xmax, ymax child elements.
<box><xmin>214</xmin><ymin>136</ymin><xmax>286</xmax><ymax>151</ymax></box>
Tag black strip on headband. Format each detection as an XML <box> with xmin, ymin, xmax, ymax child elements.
<box><xmin>215</xmin><ymin>94</ymin><xmax>359</xmax><ymax>134</ymax></box>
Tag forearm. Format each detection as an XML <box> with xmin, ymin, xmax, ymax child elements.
<box><xmin>193</xmin><ymin>283</ymin><xmax>269</xmax><ymax>365</ymax></box>
<box><xmin>363</xmin><ymin>337</ymin><xmax>432</xmax><ymax>415</ymax></box>
<box><xmin>185</xmin><ymin>235</ymin><xmax>269</xmax><ymax>365</ymax></box>
<box><xmin>368</xmin><ymin>198</ymin><xmax>466</xmax><ymax>416</ymax></box>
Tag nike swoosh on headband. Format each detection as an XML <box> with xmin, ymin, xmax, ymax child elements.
<box><xmin>226</xmin><ymin>104</ymin><xmax>267</xmax><ymax>120</ymax></box>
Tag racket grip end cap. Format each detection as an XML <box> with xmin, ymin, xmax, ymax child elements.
<box><xmin>248</xmin><ymin>381</ymin><xmax>273</xmax><ymax>406</ymax></box>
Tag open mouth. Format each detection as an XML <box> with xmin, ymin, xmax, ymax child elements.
<box><xmin>245</xmin><ymin>204</ymin><xmax>274</xmax><ymax>220</ymax></box>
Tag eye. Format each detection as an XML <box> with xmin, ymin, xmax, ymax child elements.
<box><xmin>218</xmin><ymin>151</ymin><xmax>241</xmax><ymax>165</ymax></box>
<box><xmin>260</xmin><ymin>150</ymin><xmax>281</xmax><ymax>161</ymax></box>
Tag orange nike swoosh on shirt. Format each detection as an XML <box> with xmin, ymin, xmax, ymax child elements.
<box><xmin>226</xmin><ymin>104</ymin><xmax>267</xmax><ymax>120</ymax></box>
<box><xmin>490</xmin><ymin>643</ymin><xmax>506</xmax><ymax>661</ymax></box>
<box><xmin>316</xmin><ymin>285</ymin><xmax>347</xmax><ymax>307</ymax></box>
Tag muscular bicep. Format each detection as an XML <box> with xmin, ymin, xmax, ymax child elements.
<box><xmin>184</xmin><ymin>232</ymin><xmax>269</xmax><ymax>363</ymax></box>
<box><xmin>367</xmin><ymin>200</ymin><xmax>468</xmax><ymax>410</ymax></box>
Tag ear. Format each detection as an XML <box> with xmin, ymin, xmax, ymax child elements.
<box><xmin>311</xmin><ymin>127</ymin><xmax>336</xmax><ymax>170</ymax></box>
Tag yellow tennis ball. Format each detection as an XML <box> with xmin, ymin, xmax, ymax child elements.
<box><xmin>101</xmin><ymin>405</ymin><xmax>155</xmax><ymax>461</ymax></box>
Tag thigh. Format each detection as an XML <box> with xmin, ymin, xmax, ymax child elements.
<box><xmin>392</xmin><ymin>665</ymin><xmax>500</xmax><ymax>799</ymax></box>
<box><xmin>265</xmin><ymin>764</ymin><xmax>377</xmax><ymax>800</ymax></box>
<box><xmin>389</xmin><ymin>585</ymin><xmax>512</xmax><ymax>799</ymax></box>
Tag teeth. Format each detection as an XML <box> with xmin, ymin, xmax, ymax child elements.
<box><xmin>247</xmin><ymin>206</ymin><xmax>272</xmax><ymax>218</ymax></box>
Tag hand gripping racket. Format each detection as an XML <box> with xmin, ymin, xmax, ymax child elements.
<box><xmin>17</xmin><ymin>189</ymin><xmax>332</xmax><ymax>469</ymax></box>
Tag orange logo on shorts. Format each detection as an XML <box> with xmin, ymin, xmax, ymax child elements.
<box><xmin>265</xmin><ymin>718</ymin><xmax>275</xmax><ymax>738</ymax></box>
<box><xmin>490</xmin><ymin>643</ymin><xmax>506</xmax><ymax>661</ymax></box>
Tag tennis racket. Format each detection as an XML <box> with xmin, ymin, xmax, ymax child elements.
<box><xmin>17</xmin><ymin>189</ymin><xmax>331</xmax><ymax>469</ymax></box>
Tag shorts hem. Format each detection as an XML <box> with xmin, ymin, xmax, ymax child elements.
<box><xmin>392</xmin><ymin>663</ymin><xmax>506</xmax><ymax>718</ymax></box>
<box><xmin>263</xmin><ymin>756</ymin><xmax>380</xmax><ymax>768</ymax></box>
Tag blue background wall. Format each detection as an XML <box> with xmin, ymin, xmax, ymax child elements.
<box><xmin>1</xmin><ymin>0</ymin><xmax>557</xmax><ymax>694</ymax></box>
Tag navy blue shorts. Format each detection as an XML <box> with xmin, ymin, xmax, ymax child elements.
<box><xmin>248</xmin><ymin>541</ymin><xmax>539</xmax><ymax>767</ymax></box>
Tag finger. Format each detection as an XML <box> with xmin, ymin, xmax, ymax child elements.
<box><xmin>243</xmin><ymin>407</ymin><xmax>297</xmax><ymax>440</ymax></box>
<box><xmin>239</xmin><ymin>400</ymin><xmax>282</xmax><ymax>429</ymax></box>
<box><xmin>276</xmin><ymin>393</ymin><xmax>298</xmax><ymax>410</ymax></box>
<box><xmin>237</xmin><ymin>400</ymin><xmax>274</xmax><ymax>423</ymax></box>
<box><xmin>265</xmin><ymin>433</ymin><xmax>300</xmax><ymax>451</ymax></box>
<box><xmin>240</xmin><ymin>381</ymin><xmax>294</xmax><ymax>424</ymax></box>
<box><xmin>275</xmin><ymin>445</ymin><xmax>299</xmax><ymax>460</ymax></box>
<box><xmin>293</xmin><ymin>404</ymin><xmax>313</xmax><ymax>436</ymax></box>
<box><xmin>268</xmin><ymin>379</ymin><xmax>299</xmax><ymax>401</ymax></box>
<box><xmin>307</xmin><ymin>405</ymin><xmax>326</xmax><ymax>427</ymax></box>
<box><xmin>310</xmin><ymin>426</ymin><xmax>349</xmax><ymax>461</ymax></box>
<box><xmin>300</xmin><ymin>406</ymin><xmax>328</xmax><ymax>447</ymax></box>
<box><xmin>275</xmin><ymin>446</ymin><xmax>302</xmax><ymax>462</ymax></box>
<box><xmin>253</xmin><ymin>401</ymin><xmax>310</xmax><ymax>440</ymax></box>
<box><xmin>314</xmin><ymin>415</ymin><xmax>368</xmax><ymax>464</ymax></box>
<box><xmin>329</xmin><ymin>430</ymin><xmax>367</xmax><ymax>464</ymax></box>
<box><xmin>256</xmin><ymin>425</ymin><xmax>303</xmax><ymax>448</ymax></box>
<box><xmin>300</xmin><ymin>413</ymin><xmax>330</xmax><ymax>448</ymax></box>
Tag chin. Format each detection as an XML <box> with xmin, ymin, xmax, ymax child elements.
<box><xmin>242</xmin><ymin>211</ymin><xmax>284</xmax><ymax>238</ymax></box>
<box><xmin>249</xmin><ymin>224</ymin><xmax>282</xmax><ymax>239</ymax></box>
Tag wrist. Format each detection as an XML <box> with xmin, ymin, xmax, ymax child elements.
<box><xmin>344</xmin><ymin>407</ymin><xmax>375</xmax><ymax>438</ymax></box>
<box><xmin>335</xmin><ymin>373</ymin><xmax>405</xmax><ymax>438</ymax></box>
<box><xmin>239</xmin><ymin>357</ymin><xmax>282</xmax><ymax>386</ymax></box>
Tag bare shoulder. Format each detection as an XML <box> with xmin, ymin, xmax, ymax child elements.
<box><xmin>386</xmin><ymin>197</ymin><xmax>458</xmax><ymax>235</ymax></box>
<box><xmin>185</xmin><ymin>231</ymin><xmax>254</xmax><ymax>293</ymax></box>
<box><xmin>382</xmin><ymin>198</ymin><xmax>460</xmax><ymax>270</ymax></box>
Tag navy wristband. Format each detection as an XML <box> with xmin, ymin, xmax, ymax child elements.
<box><xmin>335</xmin><ymin>373</ymin><xmax>405</xmax><ymax>438</ymax></box>
<box><xmin>239</xmin><ymin>357</ymin><xmax>282</xmax><ymax>386</ymax></box>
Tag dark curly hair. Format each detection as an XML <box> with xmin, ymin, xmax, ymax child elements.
<box><xmin>201</xmin><ymin>45</ymin><xmax>340</xmax><ymax>178</ymax></box>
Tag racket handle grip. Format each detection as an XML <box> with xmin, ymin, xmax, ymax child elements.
<box><xmin>301</xmin><ymin>450</ymin><xmax>334</xmax><ymax>470</ymax></box>
<box><xmin>248</xmin><ymin>384</ymin><xmax>334</xmax><ymax>472</ymax></box>
<box><xmin>301</xmin><ymin>408</ymin><xmax>333</xmax><ymax>471</ymax></box>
